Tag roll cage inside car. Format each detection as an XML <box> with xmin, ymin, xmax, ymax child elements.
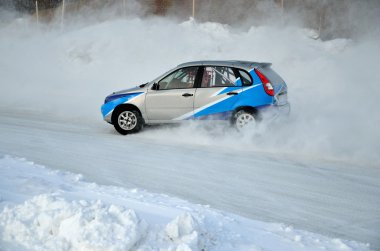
<box><xmin>153</xmin><ymin>65</ymin><xmax>253</xmax><ymax>90</ymax></box>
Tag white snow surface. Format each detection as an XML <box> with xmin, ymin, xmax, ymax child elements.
<box><xmin>0</xmin><ymin>156</ymin><xmax>372</xmax><ymax>251</ymax></box>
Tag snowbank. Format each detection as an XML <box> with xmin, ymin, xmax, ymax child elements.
<box><xmin>0</xmin><ymin>156</ymin><xmax>372</xmax><ymax>251</ymax></box>
<box><xmin>1</xmin><ymin>196</ymin><xmax>145</xmax><ymax>251</ymax></box>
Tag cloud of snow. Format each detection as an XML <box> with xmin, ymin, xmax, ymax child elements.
<box><xmin>0</xmin><ymin>11</ymin><xmax>379</xmax><ymax>165</ymax></box>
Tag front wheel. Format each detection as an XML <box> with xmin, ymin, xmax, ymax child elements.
<box><xmin>232</xmin><ymin>110</ymin><xmax>257</xmax><ymax>130</ymax></box>
<box><xmin>113</xmin><ymin>109</ymin><xmax>143</xmax><ymax>135</ymax></box>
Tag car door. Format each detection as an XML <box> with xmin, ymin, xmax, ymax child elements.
<box><xmin>145</xmin><ymin>66</ymin><xmax>199</xmax><ymax>123</ymax></box>
<box><xmin>193</xmin><ymin>66</ymin><xmax>242</xmax><ymax>120</ymax></box>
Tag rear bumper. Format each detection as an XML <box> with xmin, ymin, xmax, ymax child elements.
<box><xmin>276</xmin><ymin>103</ymin><xmax>291</xmax><ymax>115</ymax></box>
<box><xmin>259</xmin><ymin>103</ymin><xmax>290</xmax><ymax>121</ymax></box>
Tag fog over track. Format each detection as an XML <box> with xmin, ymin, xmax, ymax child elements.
<box><xmin>0</xmin><ymin>14</ymin><xmax>380</xmax><ymax>249</ymax></box>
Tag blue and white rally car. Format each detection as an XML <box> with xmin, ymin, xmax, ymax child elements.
<box><xmin>101</xmin><ymin>60</ymin><xmax>290</xmax><ymax>135</ymax></box>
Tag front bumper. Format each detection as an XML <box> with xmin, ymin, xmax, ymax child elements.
<box><xmin>104</xmin><ymin>113</ymin><xmax>113</xmax><ymax>124</ymax></box>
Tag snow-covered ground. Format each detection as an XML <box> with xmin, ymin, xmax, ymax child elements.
<box><xmin>0</xmin><ymin>13</ymin><xmax>380</xmax><ymax>251</ymax></box>
<box><xmin>0</xmin><ymin>156</ymin><xmax>372</xmax><ymax>251</ymax></box>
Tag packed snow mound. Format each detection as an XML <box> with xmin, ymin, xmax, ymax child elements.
<box><xmin>0</xmin><ymin>195</ymin><xmax>146</xmax><ymax>251</ymax></box>
<box><xmin>0</xmin><ymin>156</ymin><xmax>372</xmax><ymax>251</ymax></box>
<box><xmin>164</xmin><ymin>213</ymin><xmax>201</xmax><ymax>250</ymax></box>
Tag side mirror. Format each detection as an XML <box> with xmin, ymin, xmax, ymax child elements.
<box><xmin>152</xmin><ymin>83</ymin><xmax>159</xmax><ymax>90</ymax></box>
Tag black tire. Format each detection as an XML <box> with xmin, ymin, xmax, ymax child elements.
<box><xmin>231</xmin><ymin>109</ymin><xmax>258</xmax><ymax>130</ymax></box>
<box><xmin>112</xmin><ymin>109</ymin><xmax>143</xmax><ymax>135</ymax></box>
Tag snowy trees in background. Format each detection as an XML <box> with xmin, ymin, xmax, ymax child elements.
<box><xmin>1</xmin><ymin>0</ymin><xmax>379</xmax><ymax>39</ymax></box>
<box><xmin>185</xmin><ymin>0</ymin><xmax>380</xmax><ymax>40</ymax></box>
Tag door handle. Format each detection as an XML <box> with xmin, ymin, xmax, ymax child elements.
<box><xmin>227</xmin><ymin>92</ymin><xmax>238</xmax><ymax>95</ymax></box>
<box><xmin>182</xmin><ymin>93</ymin><xmax>194</xmax><ymax>97</ymax></box>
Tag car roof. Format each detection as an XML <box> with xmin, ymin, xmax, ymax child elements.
<box><xmin>177</xmin><ymin>60</ymin><xmax>271</xmax><ymax>70</ymax></box>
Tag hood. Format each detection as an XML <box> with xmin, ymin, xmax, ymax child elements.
<box><xmin>104</xmin><ymin>84</ymin><xmax>148</xmax><ymax>104</ymax></box>
<box><xmin>112</xmin><ymin>85</ymin><xmax>146</xmax><ymax>95</ymax></box>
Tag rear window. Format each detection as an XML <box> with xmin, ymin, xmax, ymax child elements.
<box><xmin>238</xmin><ymin>70</ymin><xmax>252</xmax><ymax>86</ymax></box>
<box><xmin>259</xmin><ymin>66</ymin><xmax>284</xmax><ymax>85</ymax></box>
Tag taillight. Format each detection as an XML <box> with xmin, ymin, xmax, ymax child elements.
<box><xmin>254</xmin><ymin>68</ymin><xmax>274</xmax><ymax>96</ymax></box>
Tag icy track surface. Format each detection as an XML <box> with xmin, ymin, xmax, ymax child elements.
<box><xmin>0</xmin><ymin>17</ymin><xmax>380</xmax><ymax>250</ymax></box>
<box><xmin>0</xmin><ymin>156</ymin><xmax>372</xmax><ymax>251</ymax></box>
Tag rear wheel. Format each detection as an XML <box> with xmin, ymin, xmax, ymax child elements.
<box><xmin>113</xmin><ymin>109</ymin><xmax>143</xmax><ymax>135</ymax></box>
<box><xmin>232</xmin><ymin>110</ymin><xmax>257</xmax><ymax>130</ymax></box>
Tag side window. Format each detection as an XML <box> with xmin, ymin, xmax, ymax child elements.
<box><xmin>201</xmin><ymin>66</ymin><xmax>238</xmax><ymax>88</ymax></box>
<box><xmin>238</xmin><ymin>70</ymin><xmax>253</xmax><ymax>86</ymax></box>
<box><xmin>158</xmin><ymin>67</ymin><xmax>198</xmax><ymax>90</ymax></box>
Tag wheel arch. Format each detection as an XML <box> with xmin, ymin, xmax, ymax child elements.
<box><xmin>230</xmin><ymin>106</ymin><xmax>261</xmax><ymax>123</ymax></box>
<box><xmin>111</xmin><ymin>104</ymin><xmax>144</xmax><ymax>124</ymax></box>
